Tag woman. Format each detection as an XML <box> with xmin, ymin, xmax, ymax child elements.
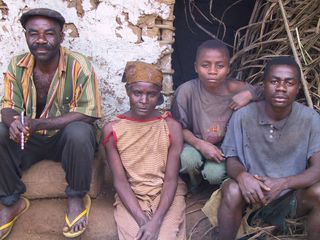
<box><xmin>103</xmin><ymin>61</ymin><xmax>187</xmax><ymax>240</ymax></box>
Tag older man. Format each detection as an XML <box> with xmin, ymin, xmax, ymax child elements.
<box><xmin>202</xmin><ymin>56</ymin><xmax>320</xmax><ymax>239</ymax></box>
<box><xmin>0</xmin><ymin>8</ymin><xmax>101</xmax><ymax>239</ymax></box>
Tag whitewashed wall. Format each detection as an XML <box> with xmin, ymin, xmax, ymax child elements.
<box><xmin>0</xmin><ymin>0</ymin><xmax>172</xmax><ymax>122</ymax></box>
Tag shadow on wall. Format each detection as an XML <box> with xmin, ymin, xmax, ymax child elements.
<box><xmin>172</xmin><ymin>0</ymin><xmax>255</xmax><ymax>89</ymax></box>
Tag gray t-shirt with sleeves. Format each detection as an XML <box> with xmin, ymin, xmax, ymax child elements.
<box><xmin>171</xmin><ymin>79</ymin><xmax>233</xmax><ymax>144</ymax></box>
<box><xmin>222</xmin><ymin>101</ymin><xmax>320</xmax><ymax>178</ymax></box>
<box><xmin>171</xmin><ymin>79</ymin><xmax>255</xmax><ymax>145</ymax></box>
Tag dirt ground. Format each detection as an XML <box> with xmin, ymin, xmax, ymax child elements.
<box><xmin>4</xmin><ymin>182</ymin><xmax>306</xmax><ymax>240</ymax></box>
<box><xmin>5</xmin><ymin>184</ymin><xmax>216</xmax><ymax>240</ymax></box>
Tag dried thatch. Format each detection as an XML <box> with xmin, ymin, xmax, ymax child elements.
<box><xmin>230</xmin><ymin>0</ymin><xmax>320</xmax><ymax>110</ymax></box>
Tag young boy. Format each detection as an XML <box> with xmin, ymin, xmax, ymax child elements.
<box><xmin>103</xmin><ymin>61</ymin><xmax>187</xmax><ymax>240</ymax></box>
<box><xmin>171</xmin><ymin>40</ymin><xmax>261</xmax><ymax>190</ymax></box>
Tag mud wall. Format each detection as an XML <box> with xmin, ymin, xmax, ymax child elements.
<box><xmin>0</xmin><ymin>0</ymin><xmax>175</xmax><ymax>122</ymax></box>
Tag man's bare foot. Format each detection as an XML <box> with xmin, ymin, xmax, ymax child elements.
<box><xmin>63</xmin><ymin>196</ymin><xmax>89</xmax><ymax>236</ymax></box>
<box><xmin>0</xmin><ymin>198</ymin><xmax>28</xmax><ymax>239</ymax></box>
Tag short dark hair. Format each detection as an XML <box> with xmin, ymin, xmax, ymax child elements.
<box><xmin>263</xmin><ymin>56</ymin><xmax>301</xmax><ymax>82</ymax></box>
<box><xmin>196</xmin><ymin>39</ymin><xmax>230</xmax><ymax>61</ymax></box>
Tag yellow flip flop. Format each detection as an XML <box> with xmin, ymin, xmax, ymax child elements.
<box><xmin>63</xmin><ymin>194</ymin><xmax>91</xmax><ymax>238</ymax></box>
<box><xmin>0</xmin><ymin>197</ymin><xmax>30</xmax><ymax>240</ymax></box>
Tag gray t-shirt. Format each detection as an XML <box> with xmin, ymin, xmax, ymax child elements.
<box><xmin>171</xmin><ymin>79</ymin><xmax>258</xmax><ymax>145</ymax></box>
<box><xmin>222</xmin><ymin>101</ymin><xmax>320</xmax><ymax>178</ymax></box>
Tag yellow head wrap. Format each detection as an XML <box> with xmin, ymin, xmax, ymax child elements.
<box><xmin>122</xmin><ymin>61</ymin><xmax>163</xmax><ymax>88</ymax></box>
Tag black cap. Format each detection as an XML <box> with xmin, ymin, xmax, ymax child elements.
<box><xmin>20</xmin><ymin>8</ymin><xmax>65</xmax><ymax>30</ymax></box>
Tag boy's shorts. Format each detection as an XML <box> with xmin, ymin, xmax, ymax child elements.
<box><xmin>202</xmin><ymin>183</ymin><xmax>297</xmax><ymax>239</ymax></box>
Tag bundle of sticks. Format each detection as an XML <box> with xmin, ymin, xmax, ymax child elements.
<box><xmin>230</xmin><ymin>0</ymin><xmax>320</xmax><ymax>110</ymax></box>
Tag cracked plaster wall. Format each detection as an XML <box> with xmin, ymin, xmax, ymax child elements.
<box><xmin>0</xmin><ymin>0</ymin><xmax>172</xmax><ymax>122</ymax></box>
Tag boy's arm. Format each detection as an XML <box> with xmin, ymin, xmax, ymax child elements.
<box><xmin>222</xmin><ymin>107</ymin><xmax>269</xmax><ymax>204</ymax></box>
<box><xmin>227</xmin><ymin>157</ymin><xmax>270</xmax><ymax>205</ymax></box>
<box><xmin>229</xmin><ymin>90</ymin><xmax>253</xmax><ymax>110</ymax></box>
<box><xmin>253</xmin><ymin>112</ymin><xmax>320</xmax><ymax>204</ymax></box>
<box><xmin>259</xmin><ymin>151</ymin><xmax>320</xmax><ymax>205</ymax></box>
<box><xmin>282</xmin><ymin>152</ymin><xmax>320</xmax><ymax>189</ymax></box>
<box><xmin>183</xmin><ymin>129</ymin><xmax>225</xmax><ymax>162</ymax></box>
<box><xmin>228</xmin><ymin>82</ymin><xmax>263</xmax><ymax>110</ymax></box>
<box><xmin>136</xmin><ymin>118</ymin><xmax>183</xmax><ymax>240</ymax></box>
<box><xmin>102</xmin><ymin>123</ymin><xmax>149</xmax><ymax>227</ymax></box>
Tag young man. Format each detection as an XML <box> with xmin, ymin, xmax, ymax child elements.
<box><xmin>103</xmin><ymin>61</ymin><xmax>186</xmax><ymax>240</ymax></box>
<box><xmin>0</xmin><ymin>8</ymin><xmax>101</xmax><ymax>239</ymax></box>
<box><xmin>171</xmin><ymin>40</ymin><xmax>261</xmax><ymax>190</ymax></box>
<box><xmin>203</xmin><ymin>56</ymin><xmax>320</xmax><ymax>239</ymax></box>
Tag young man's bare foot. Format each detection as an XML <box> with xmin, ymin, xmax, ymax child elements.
<box><xmin>63</xmin><ymin>195</ymin><xmax>91</xmax><ymax>237</ymax></box>
<box><xmin>0</xmin><ymin>198</ymin><xmax>29</xmax><ymax>239</ymax></box>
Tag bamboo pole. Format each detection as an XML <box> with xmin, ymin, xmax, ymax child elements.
<box><xmin>278</xmin><ymin>0</ymin><xmax>313</xmax><ymax>108</ymax></box>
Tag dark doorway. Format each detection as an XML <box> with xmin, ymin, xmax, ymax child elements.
<box><xmin>172</xmin><ymin>0</ymin><xmax>255</xmax><ymax>89</ymax></box>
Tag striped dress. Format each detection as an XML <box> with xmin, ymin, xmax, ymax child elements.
<box><xmin>110</xmin><ymin>113</ymin><xmax>186</xmax><ymax>240</ymax></box>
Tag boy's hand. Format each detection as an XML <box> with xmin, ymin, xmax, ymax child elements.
<box><xmin>254</xmin><ymin>176</ymin><xmax>287</xmax><ymax>205</ymax></box>
<box><xmin>229</xmin><ymin>90</ymin><xmax>253</xmax><ymax>110</ymax></box>
<box><xmin>198</xmin><ymin>141</ymin><xmax>225</xmax><ymax>163</ymax></box>
<box><xmin>237</xmin><ymin>172</ymin><xmax>270</xmax><ymax>205</ymax></box>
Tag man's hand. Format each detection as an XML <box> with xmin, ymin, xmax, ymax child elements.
<box><xmin>254</xmin><ymin>176</ymin><xmax>287</xmax><ymax>205</ymax></box>
<box><xmin>23</xmin><ymin>116</ymin><xmax>37</xmax><ymax>134</ymax></box>
<box><xmin>237</xmin><ymin>172</ymin><xmax>270</xmax><ymax>205</ymax></box>
<box><xmin>9</xmin><ymin>116</ymin><xmax>30</xmax><ymax>143</ymax></box>
<box><xmin>198</xmin><ymin>141</ymin><xmax>225</xmax><ymax>163</ymax></box>
<box><xmin>229</xmin><ymin>90</ymin><xmax>252</xmax><ymax>110</ymax></box>
<box><xmin>135</xmin><ymin>218</ymin><xmax>160</xmax><ymax>240</ymax></box>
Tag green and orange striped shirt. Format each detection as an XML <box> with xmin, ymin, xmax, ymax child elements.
<box><xmin>1</xmin><ymin>47</ymin><xmax>102</xmax><ymax>136</ymax></box>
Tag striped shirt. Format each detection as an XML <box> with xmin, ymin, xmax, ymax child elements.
<box><xmin>1</xmin><ymin>47</ymin><xmax>102</xmax><ymax>136</ymax></box>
